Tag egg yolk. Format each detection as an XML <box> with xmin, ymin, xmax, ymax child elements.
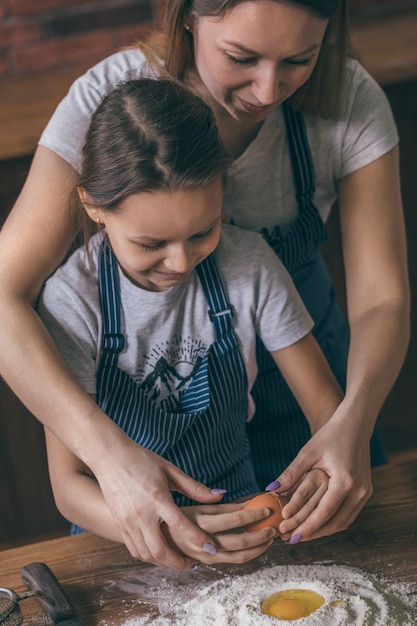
<box><xmin>262</xmin><ymin>589</ymin><xmax>325</xmax><ymax>621</ymax></box>
<box><xmin>267</xmin><ymin>598</ymin><xmax>305</xmax><ymax>620</ymax></box>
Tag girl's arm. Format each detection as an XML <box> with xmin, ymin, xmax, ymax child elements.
<box><xmin>273</xmin><ymin>146</ymin><xmax>410</xmax><ymax>541</ymax></box>
<box><xmin>44</xmin><ymin>422</ymin><xmax>276</xmax><ymax>567</ymax></box>
<box><xmin>0</xmin><ymin>146</ymin><xmax>224</xmax><ymax>569</ymax></box>
<box><xmin>269</xmin><ymin>334</ymin><xmax>349</xmax><ymax>541</ymax></box>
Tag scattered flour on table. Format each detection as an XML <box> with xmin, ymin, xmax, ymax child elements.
<box><xmin>121</xmin><ymin>564</ymin><xmax>417</xmax><ymax>625</ymax></box>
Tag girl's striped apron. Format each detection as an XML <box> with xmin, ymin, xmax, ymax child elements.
<box><xmin>247</xmin><ymin>103</ymin><xmax>386</xmax><ymax>488</ymax></box>
<box><xmin>96</xmin><ymin>241</ymin><xmax>261</xmax><ymax>503</ymax></box>
<box><xmin>71</xmin><ymin>243</ymin><xmax>259</xmax><ymax>534</ymax></box>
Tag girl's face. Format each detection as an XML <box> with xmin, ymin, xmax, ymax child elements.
<box><xmin>191</xmin><ymin>0</ymin><xmax>328</xmax><ymax>123</ymax></box>
<box><xmin>92</xmin><ymin>178</ymin><xmax>223</xmax><ymax>292</ymax></box>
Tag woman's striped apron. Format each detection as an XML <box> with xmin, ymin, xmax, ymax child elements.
<box><xmin>247</xmin><ymin>103</ymin><xmax>386</xmax><ymax>488</ymax></box>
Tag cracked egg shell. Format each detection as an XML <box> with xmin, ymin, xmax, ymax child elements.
<box><xmin>243</xmin><ymin>492</ymin><xmax>288</xmax><ymax>532</ymax></box>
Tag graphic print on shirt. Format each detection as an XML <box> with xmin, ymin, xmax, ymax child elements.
<box><xmin>135</xmin><ymin>335</ymin><xmax>208</xmax><ymax>412</ymax></box>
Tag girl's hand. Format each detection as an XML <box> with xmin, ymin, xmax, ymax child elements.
<box><xmin>269</xmin><ymin>412</ymin><xmax>373</xmax><ymax>543</ymax></box>
<box><xmin>162</xmin><ymin>502</ymin><xmax>276</xmax><ymax>565</ymax></box>
<box><xmin>276</xmin><ymin>468</ymin><xmax>329</xmax><ymax>542</ymax></box>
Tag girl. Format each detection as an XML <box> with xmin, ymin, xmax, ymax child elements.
<box><xmin>38</xmin><ymin>77</ymin><xmax>342</xmax><ymax>564</ymax></box>
<box><xmin>0</xmin><ymin>1</ymin><xmax>409</xmax><ymax>569</ymax></box>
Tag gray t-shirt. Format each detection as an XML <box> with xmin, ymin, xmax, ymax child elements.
<box><xmin>39</xmin><ymin>49</ymin><xmax>399</xmax><ymax>234</ymax></box>
<box><xmin>37</xmin><ymin>226</ymin><xmax>313</xmax><ymax>418</ymax></box>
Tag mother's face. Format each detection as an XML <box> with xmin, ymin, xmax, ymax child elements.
<box><xmin>190</xmin><ymin>0</ymin><xmax>328</xmax><ymax>123</ymax></box>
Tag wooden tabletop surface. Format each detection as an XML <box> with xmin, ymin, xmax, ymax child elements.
<box><xmin>1</xmin><ymin>459</ymin><xmax>417</xmax><ymax>625</ymax></box>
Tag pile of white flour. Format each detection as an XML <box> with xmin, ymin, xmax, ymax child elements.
<box><xmin>121</xmin><ymin>564</ymin><xmax>417</xmax><ymax>626</ymax></box>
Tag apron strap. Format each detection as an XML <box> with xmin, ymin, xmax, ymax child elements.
<box><xmin>282</xmin><ymin>102</ymin><xmax>315</xmax><ymax>208</ymax></box>
<box><xmin>98</xmin><ymin>239</ymin><xmax>124</xmax><ymax>354</ymax></box>
<box><xmin>98</xmin><ymin>240</ymin><xmax>233</xmax><ymax>352</ymax></box>
<box><xmin>264</xmin><ymin>103</ymin><xmax>327</xmax><ymax>272</ymax></box>
<box><xmin>196</xmin><ymin>253</ymin><xmax>234</xmax><ymax>339</ymax></box>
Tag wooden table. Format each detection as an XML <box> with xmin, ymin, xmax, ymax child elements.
<box><xmin>1</xmin><ymin>460</ymin><xmax>417</xmax><ymax>625</ymax></box>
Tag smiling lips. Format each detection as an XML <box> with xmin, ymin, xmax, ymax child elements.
<box><xmin>154</xmin><ymin>270</ymin><xmax>187</xmax><ymax>280</ymax></box>
<box><xmin>237</xmin><ymin>96</ymin><xmax>272</xmax><ymax>114</ymax></box>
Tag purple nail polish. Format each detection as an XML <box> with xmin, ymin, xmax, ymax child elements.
<box><xmin>265</xmin><ymin>480</ymin><xmax>281</xmax><ymax>491</ymax></box>
<box><xmin>288</xmin><ymin>534</ymin><xmax>303</xmax><ymax>545</ymax></box>
<box><xmin>210</xmin><ymin>488</ymin><xmax>227</xmax><ymax>495</ymax></box>
<box><xmin>203</xmin><ymin>542</ymin><xmax>218</xmax><ymax>555</ymax></box>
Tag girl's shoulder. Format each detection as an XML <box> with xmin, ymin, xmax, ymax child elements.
<box><xmin>49</xmin><ymin>234</ymin><xmax>102</xmax><ymax>286</ymax></box>
<box><xmin>217</xmin><ymin>224</ymin><xmax>266</xmax><ymax>257</ymax></box>
<box><xmin>216</xmin><ymin>224</ymin><xmax>288</xmax><ymax>278</ymax></box>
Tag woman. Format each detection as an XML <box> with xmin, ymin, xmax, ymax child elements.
<box><xmin>0</xmin><ymin>0</ymin><xmax>409</xmax><ymax>570</ymax></box>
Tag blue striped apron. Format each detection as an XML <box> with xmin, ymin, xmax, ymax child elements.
<box><xmin>247</xmin><ymin>103</ymin><xmax>386</xmax><ymax>488</ymax></box>
<box><xmin>71</xmin><ymin>240</ymin><xmax>260</xmax><ymax>534</ymax></box>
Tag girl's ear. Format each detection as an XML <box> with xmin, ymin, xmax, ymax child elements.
<box><xmin>77</xmin><ymin>186</ymin><xmax>103</xmax><ymax>224</ymax></box>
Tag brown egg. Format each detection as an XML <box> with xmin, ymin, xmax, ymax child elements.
<box><xmin>243</xmin><ymin>492</ymin><xmax>288</xmax><ymax>533</ymax></box>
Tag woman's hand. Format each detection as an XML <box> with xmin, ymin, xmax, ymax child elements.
<box><xmin>162</xmin><ymin>502</ymin><xmax>276</xmax><ymax>565</ymax></box>
<box><xmin>46</xmin><ymin>421</ymin><xmax>259</xmax><ymax>571</ymax></box>
<box><xmin>47</xmin><ymin>422</ymin><xmax>276</xmax><ymax>570</ymax></box>
<box><xmin>78</xmin><ymin>438</ymin><xmax>240</xmax><ymax>570</ymax></box>
<box><xmin>271</xmin><ymin>408</ymin><xmax>373</xmax><ymax>543</ymax></box>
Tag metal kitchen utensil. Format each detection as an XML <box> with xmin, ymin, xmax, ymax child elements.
<box><xmin>21</xmin><ymin>562</ymin><xmax>84</xmax><ymax>626</ymax></box>
<box><xmin>0</xmin><ymin>561</ymin><xmax>84</xmax><ymax>626</ymax></box>
<box><xmin>0</xmin><ymin>585</ymin><xmax>50</xmax><ymax>626</ymax></box>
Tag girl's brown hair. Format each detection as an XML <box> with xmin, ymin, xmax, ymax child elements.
<box><xmin>140</xmin><ymin>0</ymin><xmax>350</xmax><ymax>118</ymax></box>
<box><xmin>78</xmin><ymin>77</ymin><xmax>230</xmax><ymax>242</ymax></box>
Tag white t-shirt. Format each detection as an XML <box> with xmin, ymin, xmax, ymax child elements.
<box><xmin>37</xmin><ymin>225</ymin><xmax>313</xmax><ymax>417</ymax></box>
<box><xmin>39</xmin><ymin>49</ymin><xmax>399</xmax><ymax>235</ymax></box>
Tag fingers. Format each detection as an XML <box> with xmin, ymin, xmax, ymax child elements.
<box><xmin>197</xmin><ymin>536</ymin><xmax>275</xmax><ymax>565</ymax></box>
<box><xmin>117</xmin><ymin>505</ymin><xmax>198</xmax><ymax>570</ymax></box>
<box><xmin>191</xmin><ymin>502</ymin><xmax>273</xmax><ymax>533</ymax></box>
<box><xmin>167</xmin><ymin>464</ymin><xmax>228</xmax><ymax>504</ymax></box>
<box><xmin>215</xmin><ymin>527</ymin><xmax>276</xmax><ymax>552</ymax></box>
<box><xmin>187</xmin><ymin>525</ymin><xmax>276</xmax><ymax>566</ymax></box>
<box><xmin>279</xmin><ymin>470</ymin><xmax>329</xmax><ymax>537</ymax></box>
<box><xmin>139</xmin><ymin>501</ymin><xmax>219</xmax><ymax>569</ymax></box>
<box><xmin>160</xmin><ymin>501</ymin><xmax>279</xmax><ymax>566</ymax></box>
<box><xmin>120</xmin><ymin>460</ymin><xmax>229</xmax><ymax>568</ymax></box>
<box><xmin>273</xmin><ymin>446</ymin><xmax>316</xmax><ymax>494</ymax></box>
<box><xmin>279</xmin><ymin>476</ymin><xmax>373</xmax><ymax>544</ymax></box>
<box><xmin>296</xmin><ymin>480</ymin><xmax>372</xmax><ymax>541</ymax></box>
<box><xmin>105</xmin><ymin>462</ymin><xmax>222</xmax><ymax>569</ymax></box>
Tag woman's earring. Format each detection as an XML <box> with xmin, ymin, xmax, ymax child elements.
<box><xmin>184</xmin><ymin>24</ymin><xmax>190</xmax><ymax>31</ymax></box>
<box><xmin>96</xmin><ymin>217</ymin><xmax>102</xmax><ymax>227</ymax></box>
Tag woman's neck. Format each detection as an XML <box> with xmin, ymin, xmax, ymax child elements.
<box><xmin>216</xmin><ymin>112</ymin><xmax>263</xmax><ymax>159</ymax></box>
<box><xmin>184</xmin><ymin>70</ymin><xmax>264</xmax><ymax>159</ymax></box>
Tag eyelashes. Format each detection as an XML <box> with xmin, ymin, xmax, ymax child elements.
<box><xmin>138</xmin><ymin>228</ymin><xmax>215</xmax><ymax>252</ymax></box>
<box><xmin>226</xmin><ymin>54</ymin><xmax>255</xmax><ymax>65</ymax></box>
<box><xmin>225</xmin><ymin>54</ymin><xmax>314</xmax><ymax>67</ymax></box>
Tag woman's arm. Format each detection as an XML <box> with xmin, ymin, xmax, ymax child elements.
<box><xmin>274</xmin><ymin>146</ymin><xmax>410</xmax><ymax>540</ymax></box>
<box><xmin>44</xmin><ymin>424</ymin><xmax>276</xmax><ymax>567</ymax></box>
<box><xmin>337</xmin><ymin>145</ymin><xmax>409</xmax><ymax>433</ymax></box>
<box><xmin>0</xmin><ymin>146</ymin><xmax>224</xmax><ymax>569</ymax></box>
